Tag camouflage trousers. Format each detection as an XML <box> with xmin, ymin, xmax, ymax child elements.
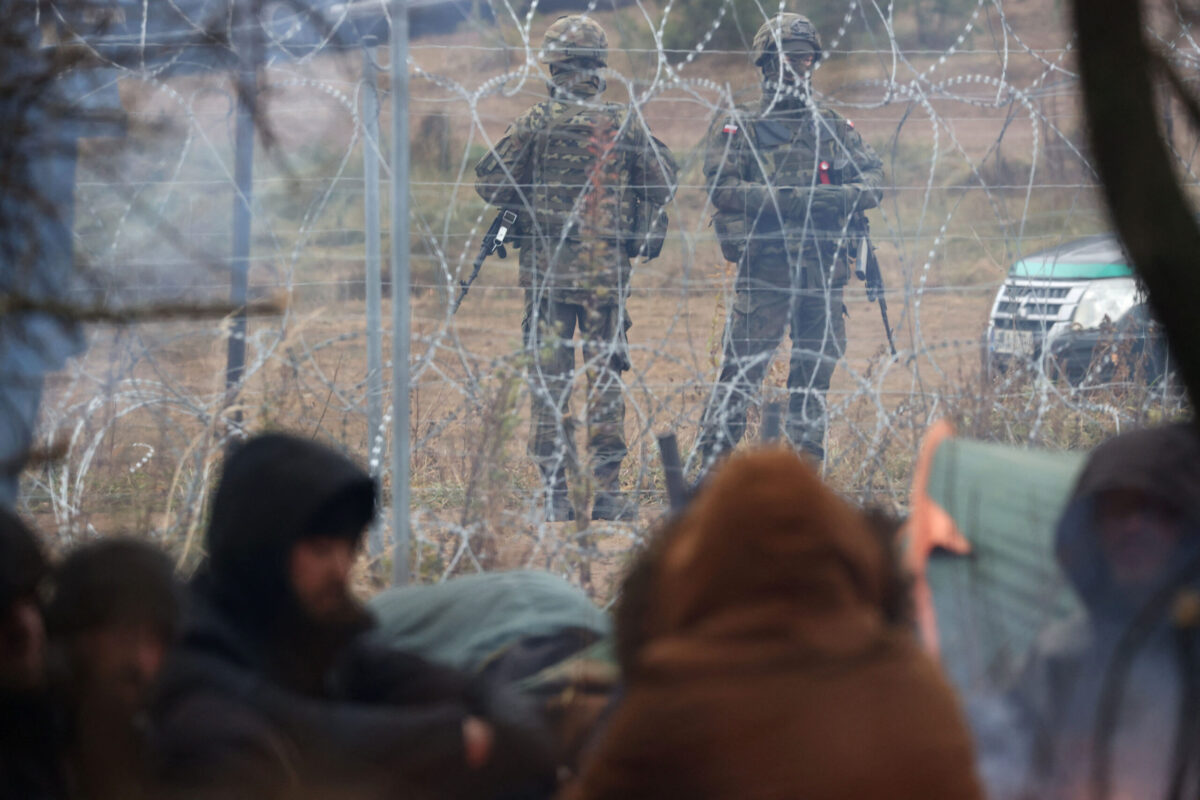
<box><xmin>697</xmin><ymin>277</ymin><xmax>846</xmax><ymax>463</ymax></box>
<box><xmin>523</xmin><ymin>293</ymin><xmax>629</xmax><ymax>493</ymax></box>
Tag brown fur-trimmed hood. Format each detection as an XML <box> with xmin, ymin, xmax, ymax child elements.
<box><xmin>643</xmin><ymin>447</ymin><xmax>886</xmax><ymax>666</ymax></box>
<box><xmin>566</xmin><ymin>449</ymin><xmax>983</xmax><ymax>800</ymax></box>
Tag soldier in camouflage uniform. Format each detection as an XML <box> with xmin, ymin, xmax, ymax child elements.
<box><xmin>695</xmin><ymin>12</ymin><xmax>884</xmax><ymax>465</ymax></box>
<box><xmin>475</xmin><ymin>15</ymin><xmax>676</xmax><ymax>521</ymax></box>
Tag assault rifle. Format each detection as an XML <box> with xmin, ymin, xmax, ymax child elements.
<box><xmin>852</xmin><ymin>215</ymin><xmax>897</xmax><ymax>356</ymax></box>
<box><xmin>453</xmin><ymin>209</ymin><xmax>519</xmax><ymax>313</ymax></box>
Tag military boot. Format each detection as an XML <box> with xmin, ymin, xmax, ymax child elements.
<box><xmin>786</xmin><ymin>400</ymin><xmax>827</xmax><ymax>465</ymax></box>
<box><xmin>798</xmin><ymin>439</ymin><xmax>825</xmax><ymax>463</ymax></box>
<box><xmin>592</xmin><ymin>490</ymin><xmax>638</xmax><ymax>521</ymax></box>
<box><xmin>547</xmin><ymin>489</ymin><xmax>576</xmax><ymax>522</ymax></box>
<box><xmin>539</xmin><ymin>469</ymin><xmax>575</xmax><ymax>522</ymax></box>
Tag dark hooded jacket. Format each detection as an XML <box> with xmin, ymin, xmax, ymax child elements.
<box><xmin>0</xmin><ymin>509</ymin><xmax>66</xmax><ymax>800</ymax></box>
<box><xmin>564</xmin><ymin>448</ymin><xmax>983</xmax><ymax>800</ymax></box>
<box><xmin>997</xmin><ymin>423</ymin><xmax>1200</xmax><ymax>800</ymax></box>
<box><xmin>149</xmin><ymin>434</ymin><xmax>476</xmax><ymax>799</ymax></box>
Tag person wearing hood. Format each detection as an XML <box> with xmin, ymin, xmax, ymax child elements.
<box><xmin>993</xmin><ymin>422</ymin><xmax>1200</xmax><ymax>800</ymax></box>
<box><xmin>694</xmin><ymin>13</ymin><xmax>884</xmax><ymax>466</ymax></box>
<box><xmin>563</xmin><ymin>447</ymin><xmax>983</xmax><ymax>800</ymax></box>
<box><xmin>474</xmin><ymin>15</ymin><xmax>677</xmax><ymax>523</ymax></box>
<box><xmin>150</xmin><ymin>433</ymin><xmax>552</xmax><ymax>799</ymax></box>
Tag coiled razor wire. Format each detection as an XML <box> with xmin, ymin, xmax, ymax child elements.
<box><xmin>18</xmin><ymin>0</ymin><xmax>1194</xmax><ymax>596</ymax></box>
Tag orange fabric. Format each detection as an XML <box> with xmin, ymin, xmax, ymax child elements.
<box><xmin>906</xmin><ymin>420</ymin><xmax>972</xmax><ymax>656</ymax></box>
<box><xmin>565</xmin><ymin>448</ymin><xmax>983</xmax><ymax>800</ymax></box>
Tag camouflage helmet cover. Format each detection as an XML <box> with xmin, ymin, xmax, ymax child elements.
<box><xmin>541</xmin><ymin>15</ymin><xmax>609</xmax><ymax>66</ymax></box>
<box><xmin>753</xmin><ymin>13</ymin><xmax>823</xmax><ymax>66</ymax></box>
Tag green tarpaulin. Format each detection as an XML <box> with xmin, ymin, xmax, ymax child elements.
<box><xmin>925</xmin><ymin>438</ymin><xmax>1087</xmax><ymax>691</ymax></box>
<box><xmin>368</xmin><ymin>569</ymin><xmax>611</xmax><ymax>673</ymax></box>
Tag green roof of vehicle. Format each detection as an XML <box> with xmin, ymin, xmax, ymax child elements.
<box><xmin>1008</xmin><ymin>234</ymin><xmax>1135</xmax><ymax>280</ymax></box>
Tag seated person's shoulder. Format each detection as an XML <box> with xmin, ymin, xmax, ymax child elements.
<box><xmin>153</xmin><ymin>690</ymin><xmax>300</xmax><ymax>789</ymax></box>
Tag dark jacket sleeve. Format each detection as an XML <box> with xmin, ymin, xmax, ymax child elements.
<box><xmin>332</xmin><ymin>640</ymin><xmax>485</xmax><ymax>709</ymax></box>
<box><xmin>151</xmin><ymin>653</ymin><xmax>470</xmax><ymax>797</ymax></box>
<box><xmin>333</xmin><ymin>640</ymin><xmax>558</xmax><ymax>795</ymax></box>
<box><xmin>828</xmin><ymin>112</ymin><xmax>883</xmax><ymax>210</ymax></box>
<box><xmin>153</xmin><ymin>691</ymin><xmax>302</xmax><ymax>800</ymax></box>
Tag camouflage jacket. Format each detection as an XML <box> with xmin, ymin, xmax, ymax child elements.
<box><xmin>703</xmin><ymin>97</ymin><xmax>883</xmax><ymax>285</ymax></box>
<box><xmin>475</xmin><ymin>85</ymin><xmax>676</xmax><ymax>305</ymax></box>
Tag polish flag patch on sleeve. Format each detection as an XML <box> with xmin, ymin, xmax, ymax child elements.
<box><xmin>847</xmin><ymin>119</ymin><xmax>855</xmax><ymax>128</ymax></box>
<box><xmin>722</xmin><ymin>121</ymin><xmax>739</xmax><ymax>134</ymax></box>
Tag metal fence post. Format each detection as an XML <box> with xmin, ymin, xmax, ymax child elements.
<box><xmin>225</xmin><ymin>5</ymin><xmax>259</xmax><ymax>427</ymax></box>
<box><xmin>362</xmin><ymin>42</ymin><xmax>385</xmax><ymax>567</ymax></box>
<box><xmin>389</xmin><ymin>0</ymin><xmax>411</xmax><ymax>585</ymax></box>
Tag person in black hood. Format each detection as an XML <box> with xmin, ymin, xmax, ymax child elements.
<box><xmin>151</xmin><ymin>433</ymin><xmax>553</xmax><ymax>800</ymax></box>
<box><xmin>991</xmin><ymin>422</ymin><xmax>1200</xmax><ymax>800</ymax></box>
<box><xmin>197</xmin><ymin>432</ymin><xmax>378</xmax><ymax>696</ymax></box>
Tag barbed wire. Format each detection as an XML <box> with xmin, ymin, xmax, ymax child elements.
<box><xmin>14</xmin><ymin>0</ymin><xmax>1194</xmax><ymax>605</ymax></box>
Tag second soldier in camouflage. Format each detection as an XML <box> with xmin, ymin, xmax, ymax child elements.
<box><xmin>696</xmin><ymin>12</ymin><xmax>884</xmax><ymax>466</ymax></box>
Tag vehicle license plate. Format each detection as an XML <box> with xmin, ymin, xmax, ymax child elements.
<box><xmin>992</xmin><ymin>328</ymin><xmax>1035</xmax><ymax>355</ymax></box>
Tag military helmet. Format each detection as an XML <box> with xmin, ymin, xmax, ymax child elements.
<box><xmin>752</xmin><ymin>13</ymin><xmax>823</xmax><ymax>66</ymax></box>
<box><xmin>541</xmin><ymin>15</ymin><xmax>608</xmax><ymax>66</ymax></box>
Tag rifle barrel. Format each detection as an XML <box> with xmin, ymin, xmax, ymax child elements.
<box><xmin>453</xmin><ymin>211</ymin><xmax>512</xmax><ymax>314</ymax></box>
<box><xmin>452</xmin><ymin>248</ymin><xmax>490</xmax><ymax>313</ymax></box>
<box><xmin>860</xmin><ymin>223</ymin><xmax>897</xmax><ymax>356</ymax></box>
<box><xmin>878</xmin><ymin>295</ymin><xmax>897</xmax><ymax>355</ymax></box>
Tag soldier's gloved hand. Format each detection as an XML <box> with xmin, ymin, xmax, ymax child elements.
<box><xmin>798</xmin><ymin>185</ymin><xmax>863</xmax><ymax>223</ymax></box>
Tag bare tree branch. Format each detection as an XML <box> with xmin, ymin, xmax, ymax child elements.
<box><xmin>1149</xmin><ymin>45</ymin><xmax>1200</xmax><ymax>140</ymax></box>
<box><xmin>1072</xmin><ymin>0</ymin><xmax>1200</xmax><ymax>417</ymax></box>
<box><xmin>1</xmin><ymin>293</ymin><xmax>285</xmax><ymax>324</ymax></box>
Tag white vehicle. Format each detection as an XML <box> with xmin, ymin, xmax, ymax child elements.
<box><xmin>987</xmin><ymin>234</ymin><xmax>1169</xmax><ymax>383</ymax></box>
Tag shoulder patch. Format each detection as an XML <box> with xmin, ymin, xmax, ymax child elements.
<box><xmin>847</xmin><ymin>119</ymin><xmax>855</xmax><ymax>128</ymax></box>
<box><xmin>722</xmin><ymin>121</ymin><xmax>739</xmax><ymax>135</ymax></box>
